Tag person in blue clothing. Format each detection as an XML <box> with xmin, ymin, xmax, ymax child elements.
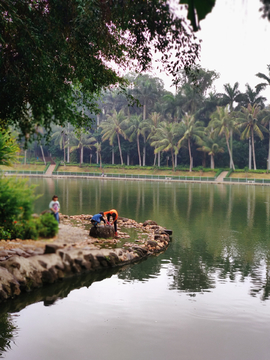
<box><xmin>91</xmin><ymin>212</ymin><xmax>106</xmax><ymax>227</ymax></box>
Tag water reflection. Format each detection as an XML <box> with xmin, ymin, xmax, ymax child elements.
<box><xmin>2</xmin><ymin>180</ymin><xmax>270</xmax><ymax>358</ymax></box>
<box><xmin>26</xmin><ymin>178</ymin><xmax>270</xmax><ymax>302</ymax></box>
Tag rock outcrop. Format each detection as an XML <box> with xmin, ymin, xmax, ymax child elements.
<box><xmin>0</xmin><ymin>216</ymin><xmax>171</xmax><ymax>302</ymax></box>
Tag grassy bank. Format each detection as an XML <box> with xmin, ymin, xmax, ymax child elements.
<box><xmin>0</xmin><ymin>164</ymin><xmax>46</xmax><ymax>172</ymax></box>
<box><xmin>55</xmin><ymin>164</ymin><xmax>217</xmax><ymax>177</ymax></box>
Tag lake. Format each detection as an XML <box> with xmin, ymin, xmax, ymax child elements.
<box><xmin>1</xmin><ymin>178</ymin><xmax>270</xmax><ymax>360</ymax></box>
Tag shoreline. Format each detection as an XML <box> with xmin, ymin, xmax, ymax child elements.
<box><xmin>4</xmin><ymin>172</ymin><xmax>270</xmax><ymax>186</ymax></box>
<box><xmin>0</xmin><ymin>216</ymin><xmax>171</xmax><ymax>303</ymax></box>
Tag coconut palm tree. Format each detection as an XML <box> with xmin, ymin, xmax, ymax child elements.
<box><xmin>178</xmin><ymin>114</ymin><xmax>205</xmax><ymax>172</ymax></box>
<box><xmin>209</xmin><ymin>106</ymin><xmax>237</xmax><ymax>170</ymax></box>
<box><xmin>89</xmin><ymin>139</ymin><xmax>102</xmax><ymax>168</ymax></box>
<box><xmin>101</xmin><ymin>109</ymin><xmax>127</xmax><ymax>165</ymax></box>
<box><xmin>256</xmin><ymin>65</ymin><xmax>270</xmax><ymax>92</ymax></box>
<box><xmin>151</xmin><ymin>122</ymin><xmax>181</xmax><ymax>171</ymax></box>
<box><xmin>123</xmin><ymin>114</ymin><xmax>146</xmax><ymax>166</ymax></box>
<box><xmin>145</xmin><ymin>112</ymin><xmax>163</xmax><ymax>166</ymax></box>
<box><xmin>51</xmin><ymin>125</ymin><xmax>68</xmax><ymax>162</ymax></box>
<box><xmin>237</xmin><ymin>83</ymin><xmax>266</xmax><ymax>109</ymax></box>
<box><xmin>260</xmin><ymin>106</ymin><xmax>270</xmax><ymax>169</ymax></box>
<box><xmin>197</xmin><ymin>131</ymin><xmax>224</xmax><ymax>169</ymax></box>
<box><xmin>220</xmin><ymin>82</ymin><xmax>243</xmax><ymax>168</ymax></box>
<box><xmin>235</xmin><ymin>104</ymin><xmax>266</xmax><ymax>170</ymax></box>
<box><xmin>69</xmin><ymin>130</ymin><xmax>94</xmax><ymax>166</ymax></box>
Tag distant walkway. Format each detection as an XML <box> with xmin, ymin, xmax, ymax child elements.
<box><xmin>45</xmin><ymin>164</ymin><xmax>56</xmax><ymax>176</ymax></box>
<box><xmin>215</xmin><ymin>171</ymin><xmax>228</xmax><ymax>182</ymax></box>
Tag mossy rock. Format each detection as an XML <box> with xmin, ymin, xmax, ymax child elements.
<box><xmin>89</xmin><ymin>225</ymin><xmax>115</xmax><ymax>238</ymax></box>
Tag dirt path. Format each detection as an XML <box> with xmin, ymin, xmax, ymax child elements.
<box><xmin>215</xmin><ymin>171</ymin><xmax>228</xmax><ymax>182</ymax></box>
<box><xmin>45</xmin><ymin>164</ymin><xmax>56</xmax><ymax>175</ymax></box>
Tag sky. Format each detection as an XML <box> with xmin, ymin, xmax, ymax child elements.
<box><xmin>154</xmin><ymin>0</ymin><xmax>270</xmax><ymax>103</ymax></box>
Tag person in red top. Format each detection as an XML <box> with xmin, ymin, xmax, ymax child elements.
<box><xmin>104</xmin><ymin>209</ymin><xmax>118</xmax><ymax>235</ymax></box>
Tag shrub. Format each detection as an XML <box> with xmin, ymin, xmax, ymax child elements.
<box><xmin>0</xmin><ymin>176</ymin><xmax>37</xmax><ymax>238</ymax></box>
<box><xmin>36</xmin><ymin>213</ymin><xmax>58</xmax><ymax>238</ymax></box>
<box><xmin>0</xmin><ymin>176</ymin><xmax>58</xmax><ymax>240</ymax></box>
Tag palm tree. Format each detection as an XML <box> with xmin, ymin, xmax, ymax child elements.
<box><xmin>89</xmin><ymin>139</ymin><xmax>102</xmax><ymax>168</ymax></box>
<box><xmin>178</xmin><ymin>114</ymin><xmax>205</xmax><ymax>172</ymax></box>
<box><xmin>256</xmin><ymin>65</ymin><xmax>270</xmax><ymax>92</ymax></box>
<box><xmin>145</xmin><ymin>112</ymin><xmax>163</xmax><ymax>166</ymax></box>
<box><xmin>151</xmin><ymin>122</ymin><xmax>181</xmax><ymax>171</ymax></box>
<box><xmin>220</xmin><ymin>82</ymin><xmax>242</xmax><ymax>168</ymax></box>
<box><xmin>260</xmin><ymin>106</ymin><xmax>270</xmax><ymax>170</ymax></box>
<box><xmin>51</xmin><ymin>125</ymin><xmax>67</xmax><ymax>162</ymax></box>
<box><xmin>69</xmin><ymin>130</ymin><xmax>94</xmax><ymax>166</ymax></box>
<box><xmin>101</xmin><ymin>109</ymin><xmax>127</xmax><ymax>165</ymax></box>
<box><xmin>124</xmin><ymin>114</ymin><xmax>145</xmax><ymax>166</ymax></box>
<box><xmin>235</xmin><ymin>104</ymin><xmax>266</xmax><ymax>170</ymax></box>
<box><xmin>240</xmin><ymin>84</ymin><xmax>266</xmax><ymax>108</ymax></box>
<box><xmin>197</xmin><ymin>131</ymin><xmax>224</xmax><ymax>169</ymax></box>
<box><xmin>133</xmin><ymin>75</ymin><xmax>163</xmax><ymax>165</ymax></box>
<box><xmin>209</xmin><ymin>106</ymin><xmax>237</xmax><ymax>170</ymax></box>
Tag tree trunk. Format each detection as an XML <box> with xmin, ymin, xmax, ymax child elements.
<box><xmin>268</xmin><ymin>123</ymin><xmax>270</xmax><ymax>170</ymax></box>
<box><xmin>40</xmin><ymin>145</ymin><xmax>46</xmax><ymax>165</ymax></box>
<box><xmin>67</xmin><ymin>123</ymin><xmax>70</xmax><ymax>163</ymax></box>
<box><xmin>137</xmin><ymin>135</ymin><xmax>141</xmax><ymax>166</ymax></box>
<box><xmin>175</xmin><ymin>152</ymin><xmax>177</xmax><ymax>168</ymax></box>
<box><xmin>229</xmin><ymin>130</ymin><xmax>233</xmax><ymax>169</ymax></box>
<box><xmin>251</xmin><ymin>128</ymin><xmax>257</xmax><ymax>170</ymax></box>
<box><xmin>171</xmin><ymin>148</ymin><xmax>175</xmax><ymax>171</ymax></box>
<box><xmin>153</xmin><ymin>149</ymin><xmax>157</xmax><ymax>166</ymax></box>
<box><xmin>63</xmin><ymin>134</ymin><xmax>66</xmax><ymax>163</ymax></box>
<box><xmin>158</xmin><ymin>151</ymin><xmax>160</xmax><ymax>167</ymax></box>
<box><xmin>127</xmin><ymin>154</ymin><xmax>130</xmax><ymax>166</ymax></box>
<box><xmin>210</xmin><ymin>154</ymin><xmax>214</xmax><ymax>169</ymax></box>
<box><xmin>24</xmin><ymin>150</ymin><xmax>27</xmax><ymax>165</ymax></box>
<box><xmin>249</xmin><ymin>137</ymin><xmax>252</xmax><ymax>170</ymax></box>
<box><xmin>226</xmin><ymin>135</ymin><xmax>235</xmax><ymax>170</ymax></box>
<box><xmin>117</xmin><ymin>132</ymin><xmax>123</xmax><ymax>165</ymax></box>
<box><xmin>99</xmin><ymin>152</ymin><xmax>102</xmax><ymax>169</ymax></box>
<box><xmin>143</xmin><ymin>143</ymin><xmax>146</xmax><ymax>166</ymax></box>
<box><xmin>188</xmin><ymin>138</ymin><xmax>193</xmax><ymax>172</ymax></box>
<box><xmin>112</xmin><ymin>146</ymin><xmax>114</xmax><ymax>165</ymax></box>
<box><xmin>80</xmin><ymin>146</ymin><xmax>83</xmax><ymax>166</ymax></box>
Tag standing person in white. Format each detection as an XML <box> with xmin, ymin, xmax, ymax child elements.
<box><xmin>49</xmin><ymin>195</ymin><xmax>60</xmax><ymax>223</ymax></box>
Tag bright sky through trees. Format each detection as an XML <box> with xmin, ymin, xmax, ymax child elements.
<box><xmin>155</xmin><ymin>0</ymin><xmax>270</xmax><ymax>103</ymax></box>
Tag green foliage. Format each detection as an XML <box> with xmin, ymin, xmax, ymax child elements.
<box><xmin>36</xmin><ymin>213</ymin><xmax>59</xmax><ymax>238</ymax></box>
<box><xmin>0</xmin><ymin>177</ymin><xmax>58</xmax><ymax>240</ymax></box>
<box><xmin>0</xmin><ymin>130</ymin><xmax>19</xmax><ymax>166</ymax></box>
<box><xmin>0</xmin><ymin>0</ymin><xmax>199</xmax><ymax>135</ymax></box>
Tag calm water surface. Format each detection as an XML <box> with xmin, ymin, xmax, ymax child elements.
<box><xmin>1</xmin><ymin>178</ymin><xmax>270</xmax><ymax>360</ymax></box>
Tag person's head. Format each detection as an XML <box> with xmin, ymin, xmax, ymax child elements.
<box><xmin>52</xmin><ymin>195</ymin><xmax>58</xmax><ymax>201</ymax></box>
<box><xmin>99</xmin><ymin>212</ymin><xmax>104</xmax><ymax>216</ymax></box>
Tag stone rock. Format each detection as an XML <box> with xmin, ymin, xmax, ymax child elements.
<box><xmin>147</xmin><ymin>240</ymin><xmax>158</xmax><ymax>247</ymax></box>
<box><xmin>143</xmin><ymin>220</ymin><xmax>158</xmax><ymax>227</ymax></box>
<box><xmin>0</xmin><ymin>266</ymin><xmax>21</xmax><ymax>300</ymax></box>
<box><xmin>89</xmin><ymin>225</ymin><xmax>115</xmax><ymax>238</ymax></box>
<box><xmin>44</xmin><ymin>244</ymin><xmax>62</xmax><ymax>254</ymax></box>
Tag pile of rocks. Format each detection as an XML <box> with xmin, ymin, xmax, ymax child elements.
<box><xmin>0</xmin><ymin>216</ymin><xmax>171</xmax><ymax>302</ymax></box>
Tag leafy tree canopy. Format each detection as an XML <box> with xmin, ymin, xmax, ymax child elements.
<box><xmin>0</xmin><ymin>0</ymin><xmax>200</xmax><ymax>136</ymax></box>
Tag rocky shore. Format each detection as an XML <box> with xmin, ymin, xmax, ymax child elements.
<box><xmin>0</xmin><ymin>215</ymin><xmax>171</xmax><ymax>303</ymax></box>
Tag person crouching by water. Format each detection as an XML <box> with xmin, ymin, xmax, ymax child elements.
<box><xmin>104</xmin><ymin>209</ymin><xmax>118</xmax><ymax>236</ymax></box>
<box><xmin>49</xmin><ymin>195</ymin><xmax>60</xmax><ymax>223</ymax></box>
<box><xmin>91</xmin><ymin>212</ymin><xmax>106</xmax><ymax>227</ymax></box>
